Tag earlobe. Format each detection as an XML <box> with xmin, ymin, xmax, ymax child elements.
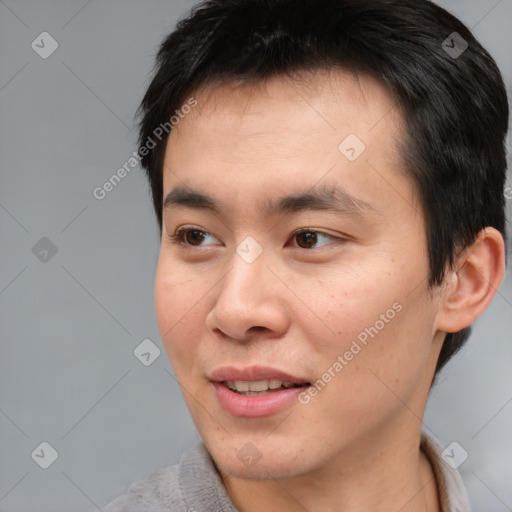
<box><xmin>436</xmin><ymin>227</ymin><xmax>506</xmax><ymax>333</ymax></box>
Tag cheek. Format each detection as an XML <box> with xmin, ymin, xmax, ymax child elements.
<box><xmin>322</xmin><ymin>287</ymin><xmax>437</xmax><ymax>408</ymax></box>
<box><xmin>313</xmin><ymin>266</ymin><xmax>402</xmax><ymax>345</ymax></box>
<box><xmin>310</xmin><ymin>257</ymin><xmax>435</xmax><ymax>381</ymax></box>
<box><xmin>154</xmin><ymin>256</ymin><xmax>206</xmax><ymax>367</ymax></box>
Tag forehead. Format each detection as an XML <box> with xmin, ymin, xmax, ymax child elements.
<box><xmin>162</xmin><ymin>69</ymin><xmax>414</xmax><ymax>217</ymax></box>
<box><xmin>172</xmin><ymin>69</ymin><xmax>401</xmax><ymax>137</ymax></box>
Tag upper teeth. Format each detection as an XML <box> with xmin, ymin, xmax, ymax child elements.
<box><xmin>225</xmin><ymin>380</ymin><xmax>297</xmax><ymax>392</ymax></box>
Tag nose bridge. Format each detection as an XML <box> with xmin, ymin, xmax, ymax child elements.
<box><xmin>206</xmin><ymin>240</ymin><xmax>288</xmax><ymax>340</ymax></box>
<box><xmin>220</xmin><ymin>242</ymin><xmax>270</xmax><ymax>308</ymax></box>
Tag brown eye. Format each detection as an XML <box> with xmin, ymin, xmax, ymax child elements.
<box><xmin>295</xmin><ymin>231</ymin><xmax>318</xmax><ymax>249</ymax></box>
<box><xmin>291</xmin><ymin>229</ymin><xmax>341</xmax><ymax>250</ymax></box>
<box><xmin>184</xmin><ymin>229</ymin><xmax>207</xmax><ymax>246</ymax></box>
<box><xmin>168</xmin><ymin>227</ymin><xmax>218</xmax><ymax>247</ymax></box>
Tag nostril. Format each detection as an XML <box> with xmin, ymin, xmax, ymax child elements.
<box><xmin>248</xmin><ymin>326</ymin><xmax>268</xmax><ymax>334</ymax></box>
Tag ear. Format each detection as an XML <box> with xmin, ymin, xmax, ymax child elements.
<box><xmin>436</xmin><ymin>227</ymin><xmax>506</xmax><ymax>333</ymax></box>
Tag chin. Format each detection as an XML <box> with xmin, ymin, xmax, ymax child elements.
<box><xmin>205</xmin><ymin>435</ymin><xmax>319</xmax><ymax>481</ymax></box>
<box><xmin>216</xmin><ymin>454</ymin><xmax>310</xmax><ymax>481</ymax></box>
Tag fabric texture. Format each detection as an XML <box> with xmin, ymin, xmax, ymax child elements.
<box><xmin>100</xmin><ymin>431</ymin><xmax>469</xmax><ymax>511</ymax></box>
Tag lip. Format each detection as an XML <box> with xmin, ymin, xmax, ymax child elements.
<box><xmin>209</xmin><ymin>365</ymin><xmax>309</xmax><ymax>384</ymax></box>
<box><xmin>210</xmin><ymin>366</ymin><xmax>310</xmax><ymax>418</ymax></box>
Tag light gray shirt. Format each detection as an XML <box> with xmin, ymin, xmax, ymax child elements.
<box><xmin>101</xmin><ymin>431</ymin><xmax>469</xmax><ymax>511</ymax></box>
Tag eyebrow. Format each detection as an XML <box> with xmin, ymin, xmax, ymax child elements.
<box><xmin>163</xmin><ymin>184</ymin><xmax>380</xmax><ymax>218</ymax></box>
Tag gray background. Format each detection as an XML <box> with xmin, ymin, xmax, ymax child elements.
<box><xmin>0</xmin><ymin>1</ymin><xmax>511</xmax><ymax>511</ymax></box>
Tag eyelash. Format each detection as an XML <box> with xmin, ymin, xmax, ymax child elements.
<box><xmin>167</xmin><ymin>226</ymin><xmax>344</xmax><ymax>250</ymax></box>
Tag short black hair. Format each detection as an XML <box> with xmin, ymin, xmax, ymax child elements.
<box><xmin>136</xmin><ymin>0</ymin><xmax>509</xmax><ymax>378</ymax></box>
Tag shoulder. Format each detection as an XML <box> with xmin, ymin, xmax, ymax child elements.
<box><xmin>99</xmin><ymin>443</ymin><xmax>238</xmax><ymax>512</ymax></box>
<box><xmin>420</xmin><ymin>430</ymin><xmax>470</xmax><ymax>512</ymax></box>
<box><xmin>101</xmin><ymin>462</ymin><xmax>184</xmax><ymax>512</ymax></box>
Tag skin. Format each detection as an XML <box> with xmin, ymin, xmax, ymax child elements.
<box><xmin>154</xmin><ymin>70</ymin><xmax>505</xmax><ymax>512</ymax></box>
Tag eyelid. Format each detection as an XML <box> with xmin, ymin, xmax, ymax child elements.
<box><xmin>290</xmin><ymin>227</ymin><xmax>339</xmax><ymax>239</ymax></box>
<box><xmin>167</xmin><ymin>225</ymin><xmax>221</xmax><ymax>247</ymax></box>
<box><xmin>289</xmin><ymin>227</ymin><xmax>344</xmax><ymax>248</ymax></box>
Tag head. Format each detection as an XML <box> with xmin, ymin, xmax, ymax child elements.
<box><xmin>137</xmin><ymin>0</ymin><xmax>508</xmax><ymax>479</ymax></box>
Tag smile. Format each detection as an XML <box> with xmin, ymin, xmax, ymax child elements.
<box><xmin>210</xmin><ymin>366</ymin><xmax>311</xmax><ymax>417</ymax></box>
<box><xmin>223</xmin><ymin>379</ymin><xmax>303</xmax><ymax>395</ymax></box>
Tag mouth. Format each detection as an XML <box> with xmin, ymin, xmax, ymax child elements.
<box><xmin>209</xmin><ymin>366</ymin><xmax>311</xmax><ymax>417</ymax></box>
<box><xmin>222</xmin><ymin>379</ymin><xmax>307</xmax><ymax>396</ymax></box>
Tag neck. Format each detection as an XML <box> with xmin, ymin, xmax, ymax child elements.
<box><xmin>221</xmin><ymin>423</ymin><xmax>440</xmax><ymax>512</ymax></box>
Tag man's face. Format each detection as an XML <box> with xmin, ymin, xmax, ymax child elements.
<box><xmin>155</xmin><ymin>71</ymin><xmax>445</xmax><ymax>479</ymax></box>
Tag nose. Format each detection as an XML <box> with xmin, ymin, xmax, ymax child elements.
<box><xmin>205</xmin><ymin>248</ymin><xmax>290</xmax><ymax>342</ymax></box>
